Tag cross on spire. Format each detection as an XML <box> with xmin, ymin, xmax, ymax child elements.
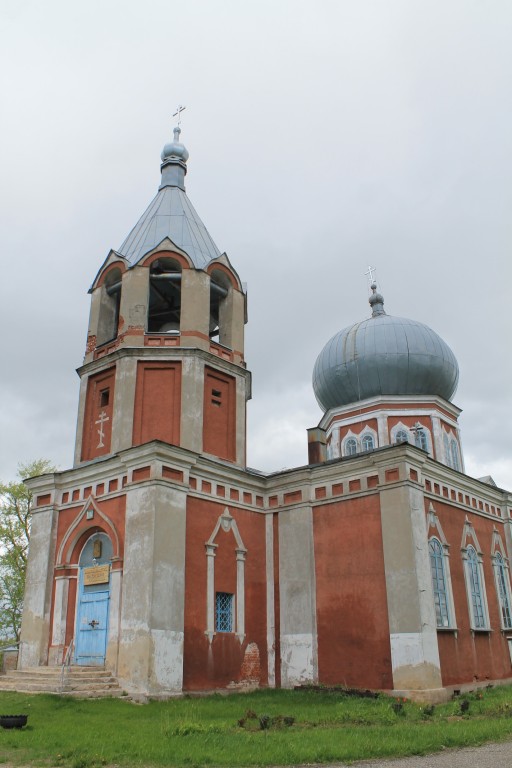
<box><xmin>173</xmin><ymin>104</ymin><xmax>186</xmax><ymax>127</ymax></box>
<box><xmin>365</xmin><ymin>265</ymin><xmax>376</xmax><ymax>284</ymax></box>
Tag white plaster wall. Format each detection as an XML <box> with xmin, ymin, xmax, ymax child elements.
<box><xmin>73</xmin><ymin>375</ymin><xmax>89</xmax><ymax>466</ymax></box>
<box><xmin>150</xmin><ymin>629</ymin><xmax>184</xmax><ymax>691</ymax></box>
<box><xmin>111</xmin><ymin>356</ymin><xmax>138</xmax><ymax>453</ymax></box>
<box><xmin>51</xmin><ymin>577</ymin><xmax>69</xmax><ymax>646</ymax></box>
<box><xmin>265</xmin><ymin>513</ymin><xmax>275</xmax><ymax>687</ymax></box>
<box><xmin>278</xmin><ymin>506</ymin><xmax>318</xmax><ymax>687</ymax></box>
<box><xmin>117</xmin><ymin>483</ymin><xmax>187</xmax><ymax>695</ymax></box>
<box><xmin>380</xmin><ymin>484</ymin><xmax>443</xmax><ymax>692</ymax></box>
<box><xmin>180</xmin><ymin>356</ymin><xmax>204</xmax><ymax>453</ymax></box>
<box><xmin>280</xmin><ymin>633</ymin><xmax>316</xmax><ymax>685</ymax></box>
<box><xmin>18</xmin><ymin>508</ymin><xmax>58</xmax><ymax>668</ymax></box>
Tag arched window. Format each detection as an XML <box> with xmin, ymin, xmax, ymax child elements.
<box><xmin>450</xmin><ymin>439</ymin><xmax>460</xmax><ymax>471</ymax></box>
<box><xmin>209</xmin><ymin>269</ymin><xmax>231</xmax><ymax>346</ymax></box>
<box><xmin>147</xmin><ymin>257</ymin><xmax>182</xmax><ymax>333</ymax></box>
<box><xmin>361</xmin><ymin>434</ymin><xmax>374</xmax><ymax>452</ymax></box>
<box><xmin>494</xmin><ymin>553</ymin><xmax>512</xmax><ymax>629</ymax></box>
<box><xmin>345</xmin><ymin>437</ymin><xmax>357</xmax><ymax>456</ymax></box>
<box><xmin>429</xmin><ymin>538</ymin><xmax>450</xmax><ymax>627</ymax></box>
<box><xmin>414</xmin><ymin>427</ymin><xmax>428</xmax><ymax>452</ymax></box>
<box><xmin>466</xmin><ymin>545</ymin><xmax>487</xmax><ymax>629</ymax></box>
<box><xmin>395</xmin><ymin>429</ymin><xmax>409</xmax><ymax>444</ymax></box>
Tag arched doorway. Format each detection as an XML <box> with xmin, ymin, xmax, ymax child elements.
<box><xmin>75</xmin><ymin>532</ymin><xmax>113</xmax><ymax>665</ymax></box>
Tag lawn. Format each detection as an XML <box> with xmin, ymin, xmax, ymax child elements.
<box><xmin>1</xmin><ymin>685</ymin><xmax>512</xmax><ymax>768</ymax></box>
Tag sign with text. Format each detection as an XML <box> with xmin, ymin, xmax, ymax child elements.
<box><xmin>83</xmin><ymin>564</ymin><xmax>110</xmax><ymax>586</ymax></box>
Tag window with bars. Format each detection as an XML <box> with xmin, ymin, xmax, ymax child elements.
<box><xmin>429</xmin><ymin>538</ymin><xmax>450</xmax><ymax>627</ymax></box>
<box><xmin>495</xmin><ymin>553</ymin><xmax>512</xmax><ymax>629</ymax></box>
<box><xmin>466</xmin><ymin>546</ymin><xmax>487</xmax><ymax>629</ymax></box>
<box><xmin>215</xmin><ymin>592</ymin><xmax>234</xmax><ymax>632</ymax></box>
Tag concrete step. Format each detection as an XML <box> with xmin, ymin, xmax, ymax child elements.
<box><xmin>0</xmin><ymin>666</ymin><xmax>126</xmax><ymax>698</ymax></box>
<box><xmin>8</xmin><ymin>671</ymin><xmax>115</xmax><ymax>682</ymax></box>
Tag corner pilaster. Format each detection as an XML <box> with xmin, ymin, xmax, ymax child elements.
<box><xmin>380</xmin><ymin>481</ymin><xmax>446</xmax><ymax>701</ymax></box>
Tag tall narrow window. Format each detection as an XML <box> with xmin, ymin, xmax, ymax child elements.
<box><xmin>345</xmin><ymin>437</ymin><xmax>357</xmax><ymax>456</ymax></box>
<box><xmin>450</xmin><ymin>439</ymin><xmax>460</xmax><ymax>471</ymax></box>
<box><xmin>209</xmin><ymin>269</ymin><xmax>231</xmax><ymax>346</ymax></box>
<box><xmin>494</xmin><ymin>553</ymin><xmax>512</xmax><ymax>629</ymax></box>
<box><xmin>466</xmin><ymin>545</ymin><xmax>487</xmax><ymax>629</ymax></box>
<box><xmin>215</xmin><ymin>592</ymin><xmax>234</xmax><ymax>632</ymax></box>
<box><xmin>361</xmin><ymin>434</ymin><xmax>374</xmax><ymax>452</ymax></box>
<box><xmin>429</xmin><ymin>538</ymin><xmax>450</xmax><ymax>627</ymax></box>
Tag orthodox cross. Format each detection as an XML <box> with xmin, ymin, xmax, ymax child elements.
<box><xmin>173</xmin><ymin>104</ymin><xmax>186</xmax><ymax>127</ymax></box>
<box><xmin>365</xmin><ymin>265</ymin><xmax>376</xmax><ymax>284</ymax></box>
<box><xmin>95</xmin><ymin>410</ymin><xmax>110</xmax><ymax>449</ymax></box>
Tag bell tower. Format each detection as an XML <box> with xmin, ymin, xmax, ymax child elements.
<box><xmin>74</xmin><ymin>125</ymin><xmax>250</xmax><ymax>467</ymax></box>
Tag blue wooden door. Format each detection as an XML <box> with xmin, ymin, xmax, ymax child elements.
<box><xmin>75</xmin><ymin>587</ymin><xmax>110</xmax><ymax>665</ymax></box>
<box><xmin>75</xmin><ymin>533</ymin><xmax>113</xmax><ymax>666</ymax></box>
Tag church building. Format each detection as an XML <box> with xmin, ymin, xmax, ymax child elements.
<box><xmin>18</xmin><ymin>125</ymin><xmax>512</xmax><ymax>702</ymax></box>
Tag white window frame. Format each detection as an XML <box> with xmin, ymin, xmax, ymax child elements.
<box><xmin>491</xmin><ymin>532</ymin><xmax>512</xmax><ymax>631</ymax></box>
<box><xmin>391</xmin><ymin>422</ymin><xmax>410</xmax><ymax>445</ymax></box>
<box><xmin>343</xmin><ymin>431</ymin><xmax>359</xmax><ymax>457</ymax></box>
<box><xmin>426</xmin><ymin>504</ymin><xmax>457</xmax><ymax>630</ymax></box>
<box><xmin>429</xmin><ymin>537</ymin><xmax>452</xmax><ymax>628</ymax></box>
<box><xmin>205</xmin><ymin>508</ymin><xmax>246</xmax><ymax>643</ymax></box>
<box><xmin>461</xmin><ymin>520</ymin><xmax>491</xmax><ymax>632</ymax></box>
<box><xmin>360</xmin><ymin>426</ymin><xmax>377</xmax><ymax>453</ymax></box>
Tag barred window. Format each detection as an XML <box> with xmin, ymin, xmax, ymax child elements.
<box><xmin>429</xmin><ymin>538</ymin><xmax>450</xmax><ymax>627</ymax></box>
<box><xmin>467</xmin><ymin>546</ymin><xmax>486</xmax><ymax>629</ymax></box>
<box><xmin>495</xmin><ymin>554</ymin><xmax>512</xmax><ymax>629</ymax></box>
<box><xmin>215</xmin><ymin>592</ymin><xmax>233</xmax><ymax>632</ymax></box>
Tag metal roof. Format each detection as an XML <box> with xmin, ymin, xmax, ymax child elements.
<box><xmin>118</xmin><ymin>127</ymin><xmax>221</xmax><ymax>268</ymax></box>
<box><xmin>313</xmin><ymin>308</ymin><xmax>459</xmax><ymax>413</ymax></box>
<box><xmin>118</xmin><ymin>185</ymin><xmax>221</xmax><ymax>268</ymax></box>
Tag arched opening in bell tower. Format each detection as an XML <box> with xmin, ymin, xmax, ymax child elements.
<box><xmin>97</xmin><ymin>267</ymin><xmax>122</xmax><ymax>346</ymax></box>
<box><xmin>209</xmin><ymin>269</ymin><xmax>231</xmax><ymax>346</ymax></box>
<box><xmin>147</xmin><ymin>257</ymin><xmax>183</xmax><ymax>333</ymax></box>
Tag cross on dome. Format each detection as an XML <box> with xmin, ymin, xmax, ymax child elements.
<box><xmin>172</xmin><ymin>104</ymin><xmax>186</xmax><ymax>127</ymax></box>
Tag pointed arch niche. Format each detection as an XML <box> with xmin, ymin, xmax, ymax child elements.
<box><xmin>426</xmin><ymin>503</ymin><xmax>457</xmax><ymax>630</ymax></box>
<box><xmin>50</xmin><ymin>497</ymin><xmax>123</xmax><ymax>666</ymax></box>
<box><xmin>205</xmin><ymin>508</ymin><xmax>247</xmax><ymax>643</ymax></box>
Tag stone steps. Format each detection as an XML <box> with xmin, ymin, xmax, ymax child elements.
<box><xmin>0</xmin><ymin>666</ymin><xmax>126</xmax><ymax>698</ymax></box>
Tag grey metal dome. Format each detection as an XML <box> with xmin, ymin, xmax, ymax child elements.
<box><xmin>312</xmin><ymin>284</ymin><xmax>459</xmax><ymax>412</ymax></box>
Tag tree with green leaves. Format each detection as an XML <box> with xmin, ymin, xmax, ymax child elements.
<box><xmin>0</xmin><ymin>459</ymin><xmax>56</xmax><ymax>642</ymax></box>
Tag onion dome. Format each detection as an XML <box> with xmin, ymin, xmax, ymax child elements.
<box><xmin>161</xmin><ymin>126</ymin><xmax>190</xmax><ymax>165</ymax></box>
<box><xmin>312</xmin><ymin>283</ymin><xmax>459</xmax><ymax>413</ymax></box>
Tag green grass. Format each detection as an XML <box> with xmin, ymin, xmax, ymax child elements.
<box><xmin>1</xmin><ymin>686</ymin><xmax>512</xmax><ymax>768</ymax></box>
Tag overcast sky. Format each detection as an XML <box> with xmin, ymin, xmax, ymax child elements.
<box><xmin>0</xmin><ymin>0</ymin><xmax>511</xmax><ymax>488</ymax></box>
